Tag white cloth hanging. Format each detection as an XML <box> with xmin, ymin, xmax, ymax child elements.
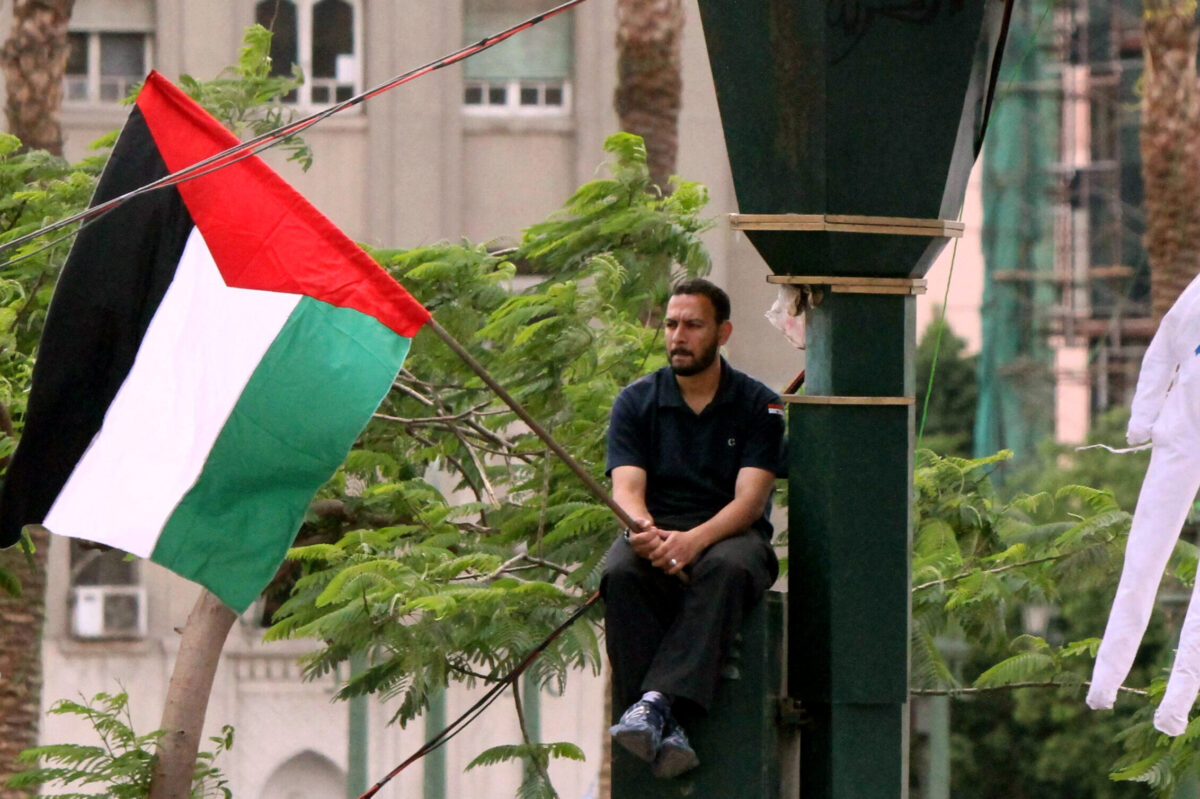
<box><xmin>1088</xmin><ymin>272</ymin><xmax>1200</xmax><ymax>735</ymax></box>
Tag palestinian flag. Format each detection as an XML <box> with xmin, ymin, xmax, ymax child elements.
<box><xmin>0</xmin><ymin>71</ymin><xmax>430</xmax><ymax>612</ymax></box>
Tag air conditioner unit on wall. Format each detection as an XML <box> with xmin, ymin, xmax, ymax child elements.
<box><xmin>71</xmin><ymin>586</ymin><xmax>147</xmax><ymax>640</ymax></box>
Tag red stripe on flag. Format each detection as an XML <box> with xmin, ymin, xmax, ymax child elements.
<box><xmin>134</xmin><ymin>71</ymin><xmax>429</xmax><ymax>338</ymax></box>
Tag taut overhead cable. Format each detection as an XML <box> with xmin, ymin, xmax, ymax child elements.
<box><xmin>0</xmin><ymin>0</ymin><xmax>591</xmax><ymax>264</ymax></box>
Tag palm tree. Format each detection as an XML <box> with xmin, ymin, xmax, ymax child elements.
<box><xmin>1</xmin><ymin>0</ymin><xmax>76</xmax><ymax>154</ymax></box>
<box><xmin>1141</xmin><ymin>0</ymin><xmax>1200</xmax><ymax>320</ymax></box>
<box><xmin>0</xmin><ymin>530</ymin><xmax>48</xmax><ymax>798</ymax></box>
<box><xmin>614</xmin><ymin>0</ymin><xmax>683</xmax><ymax>193</ymax></box>
<box><xmin>0</xmin><ymin>2</ymin><xmax>74</xmax><ymax>793</ymax></box>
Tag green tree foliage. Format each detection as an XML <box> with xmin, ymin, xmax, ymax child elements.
<box><xmin>911</xmin><ymin>449</ymin><xmax>1129</xmax><ymax>693</ymax></box>
<box><xmin>5</xmin><ymin>691</ymin><xmax>233</xmax><ymax>798</ymax></box>
<box><xmin>174</xmin><ymin>24</ymin><xmax>312</xmax><ymax>170</ymax></box>
<box><xmin>264</xmin><ymin>132</ymin><xmax>712</xmax><ymax>796</ymax></box>
<box><xmin>915</xmin><ymin>311</ymin><xmax>978</xmax><ymax>457</ymax></box>
<box><xmin>911</xmin><ymin>447</ymin><xmax>1200</xmax><ymax>797</ymax></box>
<box><xmin>1012</xmin><ymin>407</ymin><xmax>1150</xmax><ymax>512</ymax></box>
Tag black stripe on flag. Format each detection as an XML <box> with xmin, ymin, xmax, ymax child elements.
<box><xmin>0</xmin><ymin>105</ymin><xmax>196</xmax><ymax>546</ymax></box>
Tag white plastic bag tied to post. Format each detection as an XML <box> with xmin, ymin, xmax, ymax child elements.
<box><xmin>765</xmin><ymin>285</ymin><xmax>816</xmax><ymax>350</ymax></box>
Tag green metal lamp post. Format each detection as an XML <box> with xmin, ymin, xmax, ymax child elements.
<box><xmin>694</xmin><ymin>3</ymin><xmax>1010</xmax><ymax>796</ymax></box>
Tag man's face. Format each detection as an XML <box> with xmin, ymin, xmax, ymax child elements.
<box><xmin>664</xmin><ymin>293</ymin><xmax>730</xmax><ymax>376</ymax></box>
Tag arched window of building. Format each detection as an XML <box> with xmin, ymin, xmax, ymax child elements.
<box><xmin>260</xmin><ymin>750</ymin><xmax>345</xmax><ymax>799</ymax></box>
<box><xmin>256</xmin><ymin>0</ymin><xmax>361</xmax><ymax>107</ymax></box>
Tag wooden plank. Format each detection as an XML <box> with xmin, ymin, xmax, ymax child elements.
<box><xmin>730</xmin><ymin>213</ymin><xmax>826</xmax><ymax>227</ymax></box>
<box><xmin>729</xmin><ymin>213</ymin><xmax>964</xmax><ymax>238</ymax></box>
<box><xmin>729</xmin><ymin>214</ymin><xmax>828</xmax><ymax>232</ymax></box>
<box><xmin>781</xmin><ymin>395</ymin><xmax>915</xmax><ymax>406</ymax></box>
<box><xmin>825</xmin><ymin>214</ymin><xmax>959</xmax><ymax>229</ymax></box>
<box><xmin>765</xmin><ymin>275</ymin><xmax>926</xmax><ymax>295</ymax></box>
<box><xmin>825</xmin><ymin>222</ymin><xmax>962</xmax><ymax>237</ymax></box>
<box><xmin>767</xmin><ymin>275</ymin><xmax>926</xmax><ymax>288</ymax></box>
<box><xmin>831</xmin><ymin>285</ymin><xmax>926</xmax><ymax>295</ymax></box>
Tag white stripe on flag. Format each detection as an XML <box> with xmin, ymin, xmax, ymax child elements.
<box><xmin>45</xmin><ymin>227</ymin><xmax>301</xmax><ymax>555</ymax></box>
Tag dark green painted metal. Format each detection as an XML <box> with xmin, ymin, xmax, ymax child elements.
<box><xmin>788</xmin><ymin>294</ymin><xmax>914</xmax><ymax>797</ymax></box>
<box><xmin>612</xmin><ymin>593</ymin><xmax>783</xmax><ymax>799</ymax></box>
<box><xmin>799</xmin><ymin>702</ymin><xmax>908</xmax><ymax>799</ymax></box>
<box><xmin>805</xmin><ymin>293</ymin><xmax>914</xmax><ymax>397</ymax></box>
<box><xmin>789</xmin><ymin>402</ymin><xmax>913</xmax><ymax>704</ymax></box>
<box><xmin>695</xmin><ymin>0</ymin><xmax>1007</xmax><ymax>277</ymax></box>
<box><xmin>692</xmin><ymin>2</ymin><xmax>1007</xmax><ymax>794</ymax></box>
<box><xmin>740</xmin><ymin>232</ymin><xmax>951</xmax><ymax>281</ymax></box>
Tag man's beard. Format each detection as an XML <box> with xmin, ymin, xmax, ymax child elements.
<box><xmin>669</xmin><ymin>339</ymin><xmax>720</xmax><ymax>376</ymax></box>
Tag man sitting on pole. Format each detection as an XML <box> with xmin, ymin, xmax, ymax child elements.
<box><xmin>602</xmin><ymin>278</ymin><xmax>784</xmax><ymax>778</ymax></box>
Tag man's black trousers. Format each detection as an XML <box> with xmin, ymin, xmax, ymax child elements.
<box><xmin>601</xmin><ymin>533</ymin><xmax>777</xmax><ymax>713</ymax></box>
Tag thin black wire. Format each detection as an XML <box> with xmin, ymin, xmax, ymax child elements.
<box><xmin>358</xmin><ymin>591</ymin><xmax>601</xmax><ymax>799</ymax></box>
<box><xmin>0</xmin><ymin>141</ymin><xmax>278</xmax><ymax>273</ymax></box>
<box><xmin>0</xmin><ymin>224</ymin><xmax>83</xmax><ymax>273</ymax></box>
<box><xmin>0</xmin><ymin>0</ymin><xmax>591</xmax><ymax>264</ymax></box>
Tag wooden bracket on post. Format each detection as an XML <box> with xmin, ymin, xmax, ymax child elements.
<box><xmin>781</xmin><ymin>395</ymin><xmax>915</xmax><ymax>406</ymax></box>
<box><xmin>730</xmin><ymin>213</ymin><xmax>964</xmax><ymax>238</ymax></box>
<box><xmin>766</xmin><ymin>275</ymin><xmax>928</xmax><ymax>296</ymax></box>
<box><xmin>732</xmin><ymin>213</ymin><xmax>959</xmax><ymax>296</ymax></box>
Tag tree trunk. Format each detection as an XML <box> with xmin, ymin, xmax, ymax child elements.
<box><xmin>1142</xmin><ymin>0</ymin><xmax>1200</xmax><ymax>320</ymax></box>
<box><xmin>614</xmin><ymin>0</ymin><xmax>683</xmax><ymax>193</ymax></box>
<box><xmin>148</xmin><ymin>590</ymin><xmax>236</xmax><ymax>799</ymax></box>
<box><xmin>0</xmin><ymin>529</ymin><xmax>47</xmax><ymax>799</ymax></box>
<box><xmin>1</xmin><ymin>0</ymin><xmax>75</xmax><ymax>154</ymax></box>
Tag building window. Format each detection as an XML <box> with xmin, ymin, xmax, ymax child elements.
<box><xmin>256</xmin><ymin>0</ymin><xmax>361</xmax><ymax>107</ymax></box>
<box><xmin>462</xmin><ymin>0</ymin><xmax>573</xmax><ymax>115</ymax></box>
<box><xmin>64</xmin><ymin>31</ymin><xmax>150</xmax><ymax>104</ymax></box>
<box><xmin>68</xmin><ymin>541</ymin><xmax>146</xmax><ymax>640</ymax></box>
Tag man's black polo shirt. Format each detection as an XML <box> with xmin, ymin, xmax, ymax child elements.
<box><xmin>606</xmin><ymin>358</ymin><xmax>785</xmax><ymax>538</ymax></box>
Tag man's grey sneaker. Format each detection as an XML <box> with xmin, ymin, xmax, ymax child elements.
<box><xmin>653</xmin><ymin>717</ymin><xmax>700</xmax><ymax>779</ymax></box>
<box><xmin>609</xmin><ymin>699</ymin><xmax>667</xmax><ymax>763</ymax></box>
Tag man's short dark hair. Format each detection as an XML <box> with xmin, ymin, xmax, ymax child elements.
<box><xmin>670</xmin><ymin>278</ymin><xmax>731</xmax><ymax>325</ymax></box>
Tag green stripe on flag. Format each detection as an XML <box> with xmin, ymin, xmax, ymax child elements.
<box><xmin>152</xmin><ymin>296</ymin><xmax>411</xmax><ymax>612</ymax></box>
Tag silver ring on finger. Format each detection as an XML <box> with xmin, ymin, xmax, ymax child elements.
<box><xmin>669</xmin><ymin>558</ymin><xmax>678</xmax><ymax>567</ymax></box>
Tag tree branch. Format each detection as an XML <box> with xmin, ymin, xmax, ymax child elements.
<box><xmin>403</xmin><ymin>425</ymin><xmax>486</xmax><ymax>507</ymax></box>
<box><xmin>513</xmin><ymin>678</ymin><xmax>559</xmax><ymax>799</ymax></box>
<box><xmin>521</xmin><ymin>553</ymin><xmax>571</xmax><ymax>577</ymax></box>
<box><xmin>913</xmin><ymin>553</ymin><xmax>1064</xmax><ymax>593</ymax></box>
<box><xmin>447</xmin><ymin>659</ymin><xmax>498</xmax><ymax>683</ymax></box>
<box><xmin>9</xmin><ymin>269</ymin><xmax>46</xmax><ymax>334</ymax></box>
<box><xmin>373</xmin><ymin>401</ymin><xmax>496</xmax><ymax>426</ymax></box>
<box><xmin>390</xmin><ymin>376</ymin><xmax>435</xmax><ymax>406</ymax></box>
<box><xmin>911</xmin><ymin>680</ymin><xmax>1148</xmax><ymax>697</ymax></box>
<box><xmin>481</xmin><ymin>552</ymin><xmax>572</xmax><ymax>582</ymax></box>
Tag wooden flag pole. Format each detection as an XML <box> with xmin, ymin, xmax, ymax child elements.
<box><xmin>426</xmin><ymin>318</ymin><xmax>641</xmax><ymax>534</ymax></box>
